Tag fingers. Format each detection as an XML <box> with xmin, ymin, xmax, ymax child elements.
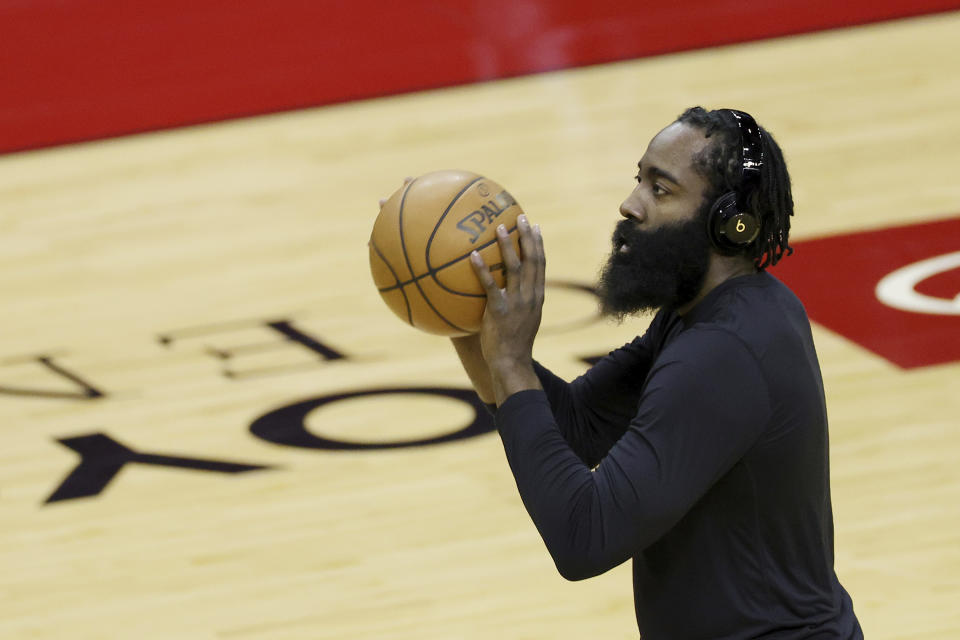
<box><xmin>496</xmin><ymin>223</ymin><xmax>522</xmax><ymax>291</ymax></box>
<box><xmin>477</xmin><ymin>214</ymin><xmax>545</xmax><ymax>303</ymax></box>
<box><xmin>470</xmin><ymin>250</ymin><xmax>502</xmax><ymax>299</ymax></box>
<box><xmin>380</xmin><ymin>177</ymin><xmax>415</xmax><ymax>209</ymax></box>
<box><xmin>533</xmin><ymin>223</ymin><xmax>546</xmax><ymax>297</ymax></box>
<box><xmin>516</xmin><ymin>214</ymin><xmax>541</xmax><ymax>295</ymax></box>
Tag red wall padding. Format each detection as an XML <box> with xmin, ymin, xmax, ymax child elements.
<box><xmin>2</xmin><ymin>0</ymin><xmax>959</xmax><ymax>154</ymax></box>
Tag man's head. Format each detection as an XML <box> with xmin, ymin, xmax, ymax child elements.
<box><xmin>598</xmin><ymin>107</ymin><xmax>794</xmax><ymax>319</ymax></box>
<box><xmin>676</xmin><ymin>107</ymin><xmax>794</xmax><ymax>270</ymax></box>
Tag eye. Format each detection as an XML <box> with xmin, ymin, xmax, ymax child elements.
<box><xmin>635</xmin><ymin>173</ymin><xmax>670</xmax><ymax>196</ymax></box>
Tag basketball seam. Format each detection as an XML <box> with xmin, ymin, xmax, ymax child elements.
<box><xmin>428</xmin><ymin>224</ymin><xmax>515</xmax><ymax>298</ymax></box>
<box><xmin>397</xmin><ymin>177</ymin><xmax>470</xmax><ymax>333</ymax></box>
<box><xmin>369</xmin><ymin>238</ymin><xmax>413</xmax><ymax>324</ymax></box>
<box><xmin>378</xmin><ymin>222</ymin><xmax>518</xmax><ymax>296</ymax></box>
<box><xmin>424</xmin><ymin>175</ymin><xmax>483</xmax><ymax>273</ymax></box>
<box><xmin>425</xmin><ymin>176</ymin><xmax>489</xmax><ymax>298</ymax></box>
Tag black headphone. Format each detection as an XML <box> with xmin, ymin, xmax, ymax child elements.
<box><xmin>707</xmin><ymin>109</ymin><xmax>764</xmax><ymax>254</ymax></box>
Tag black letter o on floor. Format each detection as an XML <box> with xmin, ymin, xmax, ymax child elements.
<box><xmin>249</xmin><ymin>387</ymin><xmax>494</xmax><ymax>451</ymax></box>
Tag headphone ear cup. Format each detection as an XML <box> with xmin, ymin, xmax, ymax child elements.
<box><xmin>707</xmin><ymin>192</ymin><xmax>760</xmax><ymax>253</ymax></box>
<box><xmin>707</xmin><ymin>192</ymin><xmax>738</xmax><ymax>251</ymax></box>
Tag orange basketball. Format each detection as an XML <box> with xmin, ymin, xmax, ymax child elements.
<box><xmin>369</xmin><ymin>170</ymin><xmax>524</xmax><ymax>336</ymax></box>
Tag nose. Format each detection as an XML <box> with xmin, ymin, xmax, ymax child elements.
<box><xmin>619</xmin><ymin>193</ymin><xmax>645</xmax><ymax>222</ymax></box>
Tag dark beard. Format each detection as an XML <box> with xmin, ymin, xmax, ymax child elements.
<box><xmin>597</xmin><ymin>208</ymin><xmax>712</xmax><ymax>320</ymax></box>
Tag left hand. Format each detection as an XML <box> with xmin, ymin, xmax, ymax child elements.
<box><xmin>469</xmin><ymin>213</ymin><xmax>546</xmax><ymax>404</ymax></box>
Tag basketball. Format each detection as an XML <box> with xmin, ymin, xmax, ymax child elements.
<box><xmin>369</xmin><ymin>169</ymin><xmax>524</xmax><ymax>336</ymax></box>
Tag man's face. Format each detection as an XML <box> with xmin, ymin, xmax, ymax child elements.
<box><xmin>598</xmin><ymin>122</ymin><xmax>715</xmax><ymax>318</ymax></box>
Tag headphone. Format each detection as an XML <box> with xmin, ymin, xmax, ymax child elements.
<box><xmin>706</xmin><ymin>109</ymin><xmax>764</xmax><ymax>254</ymax></box>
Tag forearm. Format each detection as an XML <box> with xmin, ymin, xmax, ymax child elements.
<box><xmin>495</xmin><ymin>390</ymin><xmax>632</xmax><ymax>581</ymax></box>
<box><xmin>451</xmin><ymin>334</ymin><xmax>495</xmax><ymax>404</ymax></box>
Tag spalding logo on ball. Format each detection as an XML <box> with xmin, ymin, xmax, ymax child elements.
<box><xmin>369</xmin><ymin>169</ymin><xmax>523</xmax><ymax>336</ymax></box>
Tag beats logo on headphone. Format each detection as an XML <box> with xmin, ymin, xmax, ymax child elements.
<box><xmin>707</xmin><ymin>109</ymin><xmax>763</xmax><ymax>253</ymax></box>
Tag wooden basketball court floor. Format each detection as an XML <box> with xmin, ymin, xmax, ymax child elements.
<box><xmin>2</xmin><ymin>11</ymin><xmax>959</xmax><ymax>640</ymax></box>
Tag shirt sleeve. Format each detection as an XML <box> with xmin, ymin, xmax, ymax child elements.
<box><xmin>494</xmin><ymin>327</ymin><xmax>771</xmax><ymax>581</ymax></box>
<box><xmin>533</xmin><ymin>329</ymin><xmax>657</xmax><ymax>467</ymax></box>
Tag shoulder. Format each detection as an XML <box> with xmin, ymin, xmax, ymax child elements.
<box><xmin>643</xmin><ymin>325</ymin><xmax>772</xmax><ymax>426</ymax></box>
<box><xmin>688</xmin><ymin>273</ymin><xmax>810</xmax><ymax>351</ymax></box>
<box><xmin>725</xmin><ymin>272</ymin><xmax>809</xmax><ymax>325</ymax></box>
<box><xmin>659</xmin><ymin>325</ymin><xmax>758</xmax><ymax>376</ymax></box>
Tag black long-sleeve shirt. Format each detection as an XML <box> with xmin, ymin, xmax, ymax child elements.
<box><xmin>494</xmin><ymin>272</ymin><xmax>862</xmax><ymax>639</ymax></box>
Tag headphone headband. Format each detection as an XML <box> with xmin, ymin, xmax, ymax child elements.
<box><xmin>727</xmin><ymin>109</ymin><xmax>763</xmax><ymax>204</ymax></box>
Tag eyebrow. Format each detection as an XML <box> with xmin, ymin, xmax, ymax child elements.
<box><xmin>637</xmin><ymin>162</ymin><xmax>681</xmax><ymax>187</ymax></box>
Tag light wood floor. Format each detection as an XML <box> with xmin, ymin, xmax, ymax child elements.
<box><xmin>2</xmin><ymin>11</ymin><xmax>959</xmax><ymax>639</ymax></box>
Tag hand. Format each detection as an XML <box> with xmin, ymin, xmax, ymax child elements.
<box><xmin>469</xmin><ymin>213</ymin><xmax>545</xmax><ymax>404</ymax></box>
<box><xmin>378</xmin><ymin>176</ymin><xmax>414</xmax><ymax>208</ymax></box>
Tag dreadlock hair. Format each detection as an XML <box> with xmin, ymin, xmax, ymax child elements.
<box><xmin>676</xmin><ymin>106</ymin><xmax>794</xmax><ymax>270</ymax></box>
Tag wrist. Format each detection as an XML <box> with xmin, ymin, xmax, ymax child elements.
<box><xmin>488</xmin><ymin>353</ymin><xmax>533</xmax><ymax>373</ymax></box>
<box><xmin>489</xmin><ymin>358</ymin><xmax>541</xmax><ymax>406</ymax></box>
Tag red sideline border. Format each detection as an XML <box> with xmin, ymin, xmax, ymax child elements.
<box><xmin>2</xmin><ymin>0</ymin><xmax>959</xmax><ymax>154</ymax></box>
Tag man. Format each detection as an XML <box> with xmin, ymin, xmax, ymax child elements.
<box><xmin>452</xmin><ymin>107</ymin><xmax>862</xmax><ymax>638</ymax></box>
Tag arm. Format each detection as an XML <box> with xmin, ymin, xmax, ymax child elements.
<box><xmin>496</xmin><ymin>329</ymin><xmax>771</xmax><ymax>580</ymax></box>
<box><xmin>454</xmin><ymin>329</ymin><xmax>655</xmax><ymax>464</ymax></box>
<box><xmin>532</xmin><ymin>333</ymin><xmax>655</xmax><ymax>467</ymax></box>
<box><xmin>451</xmin><ymin>333</ymin><xmax>495</xmax><ymax>404</ymax></box>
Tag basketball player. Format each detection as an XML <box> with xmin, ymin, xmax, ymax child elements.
<box><xmin>453</xmin><ymin>108</ymin><xmax>863</xmax><ymax>638</ymax></box>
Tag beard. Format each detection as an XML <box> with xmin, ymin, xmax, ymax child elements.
<box><xmin>597</xmin><ymin>206</ymin><xmax>712</xmax><ymax>320</ymax></box>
